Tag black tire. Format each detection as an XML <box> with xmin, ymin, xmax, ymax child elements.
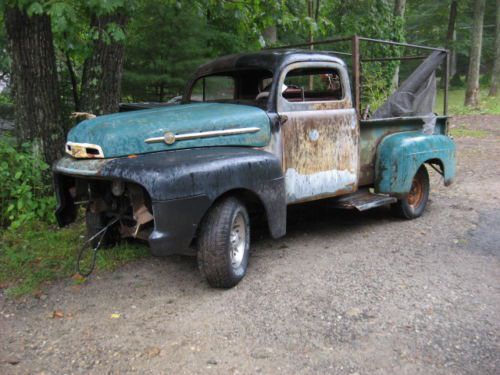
<box><xmin>196</xmin><ymin>197</ymin><xmax>250</xmax><ymax>288</ymax></box>
<box><xmin>391</xmin><ymin>165</ymin><xmax>430</xmax><ymax>219</ymax></box>
<box><xmin>85</xmin><ymin>208</ymin><xmax>119</xmax><ymax>248</ymax></box>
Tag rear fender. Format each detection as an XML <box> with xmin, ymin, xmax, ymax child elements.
<box><xmin>375</xmin><ymin>131</ymin><xmax>456</xmax><ymax>197</ymax></box>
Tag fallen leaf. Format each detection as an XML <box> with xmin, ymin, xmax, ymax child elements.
<box><xmin>33</xmin><ymin>290</ymin><xmax>43</xmax><ymax>299</ymax></box>
<box><xmin>52</xmin><ymin>310</ymin><xmax>64</xmax><ymax>319</ymax></box>
<box><xmin>110</xmin><ymin>313</ymin><xmax>121</xmax><ymax>319</ymax></box>
<box><xmin>72</xmin><ymin>273</ymin><xmax>85</xmax><ymax>282</ymax></box>
<box><xmin>144</xmin><ymin>346</ymin><xmax>161</xmax><ymax>358</ymax></box>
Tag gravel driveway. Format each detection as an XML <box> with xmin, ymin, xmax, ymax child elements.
<box><xmin>1</xmin><ymin>115</ymin><xmax>499</xmax><ymax>375</ymax></box>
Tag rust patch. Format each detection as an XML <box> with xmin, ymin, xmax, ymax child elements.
<box><xmin>311</xmin><ymin>98</ymin><xmax>352</xmax><ymax>111</ymax></box>
<box><xmin>123</xmin><ymin>184</ymin><xmax>154</xmax><ymax>239</ymax></box>
<box><xmin>358</xmin><ymin>119</ymin><xmax>424</xmax><ymax>186</ymax></box>
<box><xmin>282</xmin><ymin>110</ymin><xmax>358</xmax><ymax>175</ymax></box>
<box><xmin>280</xmin><ymin>108</ymin><xmax>359</xmax><ymax>203</ymax></box>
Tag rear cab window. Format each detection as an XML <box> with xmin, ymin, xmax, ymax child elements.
<box><xmin>190</xmin><ymin>75</ymin><xmax>236</xmax><ymax>102</ymax></box>
<box><xmin>187</xmin><ymin>69</ymin><xmax>274</xmax><ymax>106</ymax></box>
<box><xmin>282</xmin><ymin>67</ymin><xmax>344</xmax><ymax>102</ymax></box>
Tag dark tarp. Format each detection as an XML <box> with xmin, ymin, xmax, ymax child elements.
<box><xmin>372</xmin><ymin>51</ymin><xmax>447</xmax><ymax>133</ymax></box>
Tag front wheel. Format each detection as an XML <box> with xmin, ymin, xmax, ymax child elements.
<box><xmin>391</xmin><ymin>165</ymin><xmax>430</xmax><ymax>219</ymax></box>
<box><xmin>196</xmin><ymin>197</ymin><xmax>250</xmax><ymax>288</ymax></box>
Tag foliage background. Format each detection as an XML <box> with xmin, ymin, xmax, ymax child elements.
<box><xmin>0</xmin><ymin>0</ymin><xmax>497</xmax><ymax>105</ymax></box>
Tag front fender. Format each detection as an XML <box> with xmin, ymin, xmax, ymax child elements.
<box><xmin>375</xmin><ymin>131</ymin><xmax>456</xmax><ymax>196</ymax></box>
<box><xmin>53</xmin><ymin>147</ymin><xmax>286</xmax><ymax>255</ymax></box>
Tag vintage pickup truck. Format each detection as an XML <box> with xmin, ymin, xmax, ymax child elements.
<box><xmin>53</xmin><ymin>36</ymin><xmax>456</xmax><ymax>288</ymax></box>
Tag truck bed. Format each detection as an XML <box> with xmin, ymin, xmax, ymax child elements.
<box><xmin>358</xmin><ymin>116</ymin><xmax>448</xmax><ymax>186</ymax></box>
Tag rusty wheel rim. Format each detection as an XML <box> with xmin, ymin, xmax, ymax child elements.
<box><xmin>407</xmin><ymin>175</ymin><xmax>424</xmax><ymax>208</ymax></box>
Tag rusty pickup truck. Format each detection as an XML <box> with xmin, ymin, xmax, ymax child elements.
<box><xmin>53</xmin><ymin>36</ymin><xmax>456</xmax><ymax>288</ymax></box>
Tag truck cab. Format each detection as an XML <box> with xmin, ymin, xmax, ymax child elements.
<box><xmin>54</xmin><ymin>45</ymin><xmax>456</xmax><ymax>288</ymax></box>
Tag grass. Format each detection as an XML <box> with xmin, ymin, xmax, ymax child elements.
<box><xmin>435</xmin><ymin>88</ymin><xmax>500</xmax><ymax>116</ymax></box>
<box><xmin>434</xmin><ymin>87</ymin><xmax>497</xmax><ymax>139</ymax></box>
<box><xmin>449</xmin><ymin>127</ymin><xmax>488</xmax><ymax>138</ymax></box>
<box><xmin>0</xmin><ymin>221</ymin><xmax>150</xmax><ymax>297</ymax></box>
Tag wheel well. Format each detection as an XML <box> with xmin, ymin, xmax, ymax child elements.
<box><xmin>425</xmin><ymin>158</ymin><xmax>445</xmax><ymax>176</ymax></box>
<box><xmin>208</xmin><ymin>189</ymin><xmax>270</xmax><ymax>235</ymax></box>
<box><xmin>191</xmin><ymin>188</ymin><xmax>278</xmax><ymax>248</ymax></box>
<box><xmin>218</xmin><ymin>188</ymin><xmax>267</xmax><ymax>216</ymax></box>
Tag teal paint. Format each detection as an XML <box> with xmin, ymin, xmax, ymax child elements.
<box><xmin>359</xmin><ymin>116</ymin><xmax>448</xmax><ymax>185</ymax></box>
<box><xmin>375</xmin><ymin>131</ymin><xmax>456</xmax><ymax>196</ymax></box>
<box><xmin>67</xmin><ymin>103</ymin><xmax>271</xmax><ymax>158</ymax></box>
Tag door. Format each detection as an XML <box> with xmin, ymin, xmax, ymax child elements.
<box><xmin>277</xmin><ymin>62</ymin><xmax>359</xmax><ymax>203</ymax></box>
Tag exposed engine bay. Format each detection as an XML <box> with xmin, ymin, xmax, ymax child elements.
<box><xmin>67</xmin><ymin>177</ymin><xmax>154</xmax><ymax>243</ymax></box>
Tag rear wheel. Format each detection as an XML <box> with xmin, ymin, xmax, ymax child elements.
<box><xmin>391</xmin><ymin>165</ymin><xmax>430</xmax><ymax>219</ymax></box>
<box><xmin>196</xmin><ymin>197</ymin><xmax>250</xmax><ymax>288</ymax></box>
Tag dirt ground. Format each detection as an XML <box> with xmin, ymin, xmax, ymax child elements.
<box><xmin>1</xmin><ymin>115</ymin><xmax>499</xmax><ymax>375</ymax></box>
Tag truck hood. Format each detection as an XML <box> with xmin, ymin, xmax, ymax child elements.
<box><xmin>66</xmin><ymin>103</ymin><xmax>271</xmax><ymax>158</ymax></box>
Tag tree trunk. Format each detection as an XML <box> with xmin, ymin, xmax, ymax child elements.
<box><xmin>488</xmin><ymin>0</ymin><xmax>499</xmax><ymax>97</ymax></box>
<box><xmin>80</xmin><ymin>13</ymin><xmax>127</xmax><ymax>115</ymax></box>
<box><xmin>307</xmin><ymin>0</ymin><xmax>320</xmax><ymax>90</ymax></box>
<box><xmin>393</xmin><ymin>0</ymin><xmax>406</xmax><ymax>17</ymax></box>
<box><xmin>65</xmin><ymin>53</ymin><xmax>80</xmax><ymax>111</ymax></box>
<box><xmin>465</xmin><ymin>0</ymin><xmax>486</xmax><ymax>107</ymax></box>
<box><xmin>446</xmin><ymin>0</ymin><xmax>458</xmax><ymax>80</ymax></box>
<box><xmin>4</xmin><ymin>7</ymin><xmax>65</xmax><ymax>166</ymax></box>
<box><xmin>263</xmin><ymin>26</ymin><xmax>277</xmax><ymax>46</ymax></box>
<box><xmin>391</xmin><ymin>0</ymin><xmax>406</xmax><ymax>89</ymax></box>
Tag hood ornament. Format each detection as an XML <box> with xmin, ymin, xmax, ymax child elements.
<box><xmin>163</xmin><ymin>132</ymin><xmax>176</xmax><ymax>145</ymax></box>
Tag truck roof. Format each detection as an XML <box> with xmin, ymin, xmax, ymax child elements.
<box><xmin>193</xmin><ymin>50</ymin><xmax>346</xmax><ymax>77</ymax></box>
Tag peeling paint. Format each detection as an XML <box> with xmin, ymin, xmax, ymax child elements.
<box><xmin>54</xmin><ymin>157</ymin><xmax>111</xmax><ymax>176</ymax></box>
<box><xmin>359</xmin><ymin>116</ymin><xmax>449</xmax><ymax>186</ymax></box>
<box><xmin>285</xmin><ymin>168</ymin><xmax>356</xmax><ymax>203</ymax></box>
<box><xmin>280</xmin><ymin>107</ymin><xmax>359</xmax><ymax>203</ymax></box>
<box><xmin>375</xmin><ymin>131</ymin><xmax>456</xmax><ymax>195</ymax></box>
<box><xmin>68</xmin><ymin>103</ymin><xmax>271</xmax><ymax>158</ymax></box>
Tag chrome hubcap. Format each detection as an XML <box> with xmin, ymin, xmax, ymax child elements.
<box><xmin>230</xmin><ymin>213</ymin><xmax>246</xmax><ymax>268</ymax></box>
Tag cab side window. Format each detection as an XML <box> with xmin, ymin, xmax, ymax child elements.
<box><xmin>283</xmin><ymin>67</ymin><xmax>343</xmax><ymax>102</ymax></box>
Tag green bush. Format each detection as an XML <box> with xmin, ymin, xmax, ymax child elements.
<box><xmin>0</xmin><ymin>92</ymin><xmax>13</xmax><ymax>105</ymax></box>
<box><xmin>0</xmin><ymin>138</ymin><xmax>56</xmax><ymax>229</ymax></box>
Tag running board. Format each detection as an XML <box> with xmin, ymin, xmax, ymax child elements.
<box><xmin>332</xmin><ymin>190</ymin><xmax>397</xmax><ymax>211</ymax></box>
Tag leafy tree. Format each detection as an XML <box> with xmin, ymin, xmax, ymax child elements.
<box><xmin>123</xmin><ymin>0</ymin><xmax>209</xmax><ymax>102</ymax></box>
<box><xmin>122</xmin><ymin>0</ymin><xmax>293</xmax><ymax>101</ymax></box>
<box><xmin>79</xmin><ymin>8</ymin><xmax>129</xmax><ymax>114</ymax></box>
<box><xmin>2</xmin><ymin>0</ymin><xmax>133</xmax><ymax>165</ymax></box>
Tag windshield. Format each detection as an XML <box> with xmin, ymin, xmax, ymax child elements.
<box><xmin>188</xmin><ymin>69</ymin><xmax>274</xmax><ymax>106</ymax></box>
